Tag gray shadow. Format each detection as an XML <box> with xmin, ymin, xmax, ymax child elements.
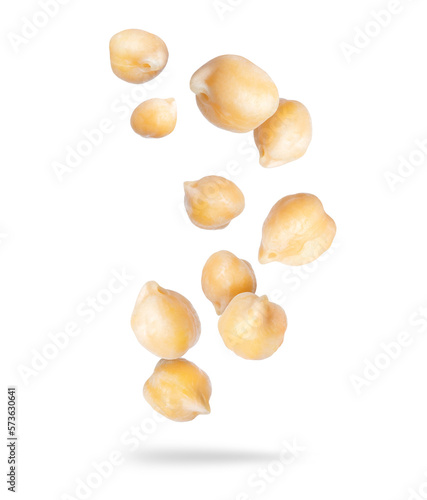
<box><xmin>130</xmin><ymin>448</ymin><xmax>279</xmax><ymax>465</ymax></box>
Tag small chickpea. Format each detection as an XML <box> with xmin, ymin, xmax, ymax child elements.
<box><xmin>218</xmin><ymin>293</ymin><xmax>287</xmax><ymax>360</ymax></box>
<box><xmin>130</xmin><ymin>281</ymin><xmax>201</xmax><ymax>359</ymax></box>
<box><xmin>109</xmin><ymin>29</ymin><xmax>168</xmax><ymax>84</ymax></box>
<box><xmin>259</xmin><ymin>193</ymin><xmax>336</xmax><ymax>266</ymax></box>
<box><xmin>144</xmin><ymin>358</ymin><xmax>212</xmax><ymax>422</ymax></box>
<box><xmin>131</xmin><ymin>98</ymin><xmax>177</xmax><ymax>138</ymax></box>
<box><xmin>254</xmin><ymin>99</ymin><xmax>312</xmax><ymax>168</ymax></box>
<box><xmin>184</xmin><ymin>175</ymin><xmax>245</xmax><ymax>230</ymax></box>
<box><xmin>190</xmin><ymin>55</ymin><xmax>279</xmax><ymax>133</ymax></box>
<box><xmin>202</xmin><ymin>251</ymin><xmax>257</xmax><ymax>315</ymax></box>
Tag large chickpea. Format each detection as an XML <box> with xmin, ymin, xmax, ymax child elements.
<box><xmin>190</xmin><ymin>55</ymin><xmax>279</xmax><ymax>133</ymax></box>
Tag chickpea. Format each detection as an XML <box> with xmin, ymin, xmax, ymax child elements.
<box><xmin>109</xmin><ymin>29</ymin><xmax>168</xmax><ymax>84</ymax></box>
<box><xmin>202</xmin><ymin>251</ymin><xmax>257</xmax><ymax>315</ymax></box>
<box><xmin>144</xmin><ymin>358</ymin><xmax>212</xmax><ymax>422</ymax></box>
<box><xmin>218</xmin><ymin>293</ymin><xmax>287</xmax><ymax>360</ymax></box>
<box><xmin>184</xmin><ymin>175</ymin><xmax>245</xmax><ymax>230</ymax></box>
<box><xmin>190</xmin><ymin>55</ymin><xmax>279</xmax><ymax>133</ymax></box>
<box><xmin>254</xmin><ymin>99</ymin><xmax>312</xmax><ymax>168</ymax></box>
<box><xmin>130</xmin><ymin>281</ymin><xmax>201</xmax><ymax>359</ymax></box>
<box><xmin>131</xmin><ymin>98</ymin><xmax>177</xmax><ymax>138</ymax></box>
<box><xmin>259</xmin><ymin>193</ymin><xmax>336</xmax><ymax>266</ymax></box>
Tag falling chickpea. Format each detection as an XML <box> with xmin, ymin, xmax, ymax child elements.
<box><xmin>254</xmin><ymin>99</ymin><xmax>312</xmax><ymax>168</ymax></box>
<box><xmin>144</xmin><ymin>358</ymin><xmax>212</xmax><ymax>422</ymax></box>
<box><xmin>131</xmin><ymin>281</ymin><xmax>201</xmax><ymax>359</ymax></box>
<box><xmin>218</xmin><ymin>293</ymin><xmax>287</xmax><ymax>360</ymax></box>
<box><xmin>131</xmin><ymin>98</ymin><xmax>177</xmax><ymax>138</ymax></box>
<box><xmin>184</xmin><ymin>175</ymin><xmax>245</xmax><ymax>230</ymax></box>
<box><xmin>190</xmin><ymin>55</ymin><xmax>279</xmax><ymax>133</ymax></box>
<box><xmin>259</xmin><ymin>193</ymin><xmax>336</xmax><ymax>266</ymax></box>
<box><xmin>109</xmin><ymin>29</ymin><xmax>168</xmax><ymax>84</ymax></box>
<box><xmin>202</xmin><ymin>251</ymin><xmax>257</xmax><ymax>315</ymax></box>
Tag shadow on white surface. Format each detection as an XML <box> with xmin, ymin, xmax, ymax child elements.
<box><xmin>130</xmin><ymin>448</ymin><xmax>279</xmax><ymax>464</ymax></box>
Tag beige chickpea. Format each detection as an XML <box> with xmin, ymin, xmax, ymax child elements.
<box><xmin>202</xmin><ymin>251</ymin><xmax>257</xmax><ymax>315</ymax></box>
<box><xmin>144</xmin><ymin>358</ymin><xmax>212</xmax><ymax>422</ymax></box>
<box><xmin>109</xmin><ymin>29</ymin><xmax>168</xmax><ymax>84</ymax></box>
<box><xmin>184</xmin><ymin>175</ymin><xmax>245</xmax><ymax>230</ymax></box>
<box><xmin>254</xmin><ymin>99</ymin><xmax>312</xmax><ymax>168</ymax></box>
<box><xmin>131</xmin><ymin>98</ymin><xmax>177</xmax><ymax>138</ymax></box>
<box><xmin>218</xmin><ymin>293</ymin><xmax>287</xmax><ymax>360</ymax></box>
<box><xmin>130</xmin><ymin>281</ymin><xmax>201</xmax><ymax>359</ymax></box>
<box><xmin>190</xmin><ymin>55</ymin><xmax>279</xmax><ymax>133</ymax></box>
<box><xmin>259</xmin><ymin>193</ymin><xmax>336</xmax><ymax>266</ymax></box>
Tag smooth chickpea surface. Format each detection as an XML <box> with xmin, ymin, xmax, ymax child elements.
<box><xmin>254</xmin><ymin>99</ymin><xmax>312</xmax><ymax>168</ymax></box>
<box><xmin>144</xmin><ymin>358</ymin><xmax>212</xmax><ymax>422</ymax></box>
<box><xmin>190</xmin><ymin>55</ymin><xmax>279</xmax><ymax>133</ymax></box>
<box><xmin>131</xmin><ymin>281</ymin><xmax>201</xmax><ymax>359</ymax></box>
<box><xmin>259</xmin><ymin>193</ymin><xmax>336</xmax><ymax>266</ymax></box>
<box><xmin>218</xmin><ymin>293</ymin><xmax>287</xmax><ymax>360</ymax></box>
<box><xmin>109</xmin><ymin>29</ymin><xmax>168</xmax><ymax>84</ymax></box>
<box><xmin>131</xmin><ymin>98</ymin><xmax>177</xmax><ymax>138</ymax></box>
<box><xmin>202</xmin><ymin>251</ymin><xmax>257</xmax><ymax>315</ymax></box>
<box><xmin>184</xmin><ymin>175</ymin><xmax>245</xmax><ymax>230</ymax></box>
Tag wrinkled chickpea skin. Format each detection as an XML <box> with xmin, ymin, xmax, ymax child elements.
<box><xmin>218</xmin><ymin>293</ymin><xmax>287</xmax><ymax>360</ymax></box>
<box><xmin>131</xmin><ymin>98</ymin><xmax>177</xmax><ymax>138</ymax></box>
<box><xmin>202</xmin><ymin>251</ymin><xmax>257</xmax><ymax>315</ymax></box>
<box><xmin>109</xmin><ymin>29</ymin><xmax>168</xmax><ymax>84</ymax></box>
<box><xmin>144</xmin><ymin>358</ymin><xmax>212</xmax><ymax>422</ymax></box>
<box><xmin>184</xmin><ymin>175</ymin><xmax>245</xmax><ymax>230</ymax></box>
<box><xmin>259</xmin><ymin>193</ymin><xmax>336</xmax><ymax>266</ymax></box>
<box><xmin>130</xmin><ymin>281</ymin><xmax>201</xmax><ymax>359</ymax></box>
<box><xmin>254</xmin><ymin>99</ymin><xmax>312</xmax><ymax>168</ymax></box>
<box><xmin>190</xmin><ymin>55</ymin><xmax>279</xmax><ymax>133</ymax></box>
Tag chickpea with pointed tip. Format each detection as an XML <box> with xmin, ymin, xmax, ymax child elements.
<box><xmin>259</xmin><ymin>193</ymin><xmax>336</xmax><ymax>266</ymax></box>
<box><xmin>131</xmin><ymin>281</ymin><xmax>201</xmax><ymax>359</ymax></box>
<box><xmin>218</xmin><ymin>293</ymin><xmax>287</xmax><ymax>360</ymax></box>
<box><xmin>254</xmin><ymin>99</ymin><xmax>312</xmax><ymax>168</ymax></box>
<box><xmin>184</xmin><ymin>175</ymin><xmax>245</xmax><ymax>230</ymax></box>
<box><xmin>144</xmin><ymin>358</ymin><xmax>212</xmax><ymax>422</ymax></box>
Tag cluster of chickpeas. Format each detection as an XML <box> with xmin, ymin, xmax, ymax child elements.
<box><xmin>110</xmin><ymin>29</ymin><xmax>337</xmax><ymax>422</ymax></box>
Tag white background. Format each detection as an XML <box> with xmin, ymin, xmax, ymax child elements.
<box><xmin>1</xmin><ymin>0</ymin><xmax>427</xmax><ymax>499</ymax></box>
